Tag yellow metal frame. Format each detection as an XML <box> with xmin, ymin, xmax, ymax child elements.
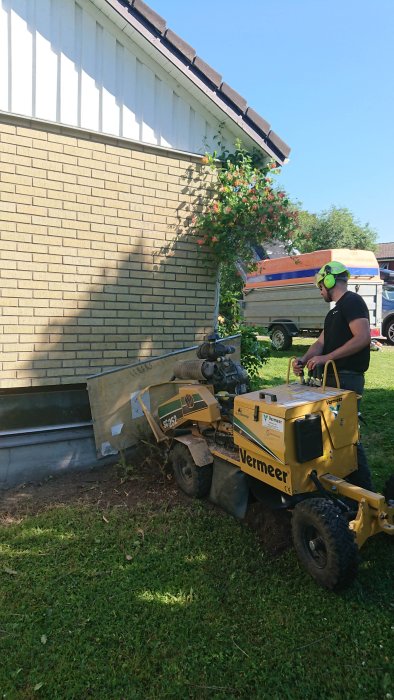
<box><xmin>320</xmin><ymin>473</ymin><xmax>394</xmax><ymax>547</ymax></box>
<box><xmin>322</xmin><ymin>360</ymin><xmax>340</xmax><ymax>390</ymax></box>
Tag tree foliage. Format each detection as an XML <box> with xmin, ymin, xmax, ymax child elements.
<box><xmin>293</xmin><ymin>206</ymin><xmax>377</xmax><ymax>253</ymax></box>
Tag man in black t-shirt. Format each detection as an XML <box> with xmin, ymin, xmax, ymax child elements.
<box><xmin>292</xmin><ymin>261</ymin><xmax>373</xmax><ymax>490</ymax></box>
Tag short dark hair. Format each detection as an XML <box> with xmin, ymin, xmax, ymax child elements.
<box><xmin>335</xmin><ymin>273</ymin><xmax>349</xmax><ymax>284</ymax></box>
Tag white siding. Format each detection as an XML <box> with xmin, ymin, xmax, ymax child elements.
<box><xmin>80</xmin><ymin>8</ymin><xmax>100</xmax><ymax>130</ymax></box>
<box><xmin>0</xmin><ymin>1</ymin><xmax>9</xmax><ymax>111</ymax></box>
<box><xmin>122</xmin><ymin>48</ymin><xmax>139</xmax><ymax>141</ymax></box>
<box><xmin>58</xmin><ymin>0</ymin><xmax>79</xmax><ymax>126</ymax></box>
<box><xmin>0</xmin><ymin>0</ymin><xmax>227</xmax><ymax>154</ymax></box>
<box><xmin>10</xmin><ymin>0</ymin><xmax>33</xmax><ymax>116</ymax></box>
<box><xmin>35</xmin><ymin>0</ymin><xmax>57</xmax><ymax>121</ymax></box>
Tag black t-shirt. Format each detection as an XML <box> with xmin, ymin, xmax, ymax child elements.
<box><xmin>323</xmin><ymin>291</ymin><xmax>370</xmax><ymax>373</ymax></box>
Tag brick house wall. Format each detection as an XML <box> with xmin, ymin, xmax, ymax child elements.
<box><xmin>0</xmin><ymin>116</ymin><xmax>216</xmax><ymax>390</ymax></box>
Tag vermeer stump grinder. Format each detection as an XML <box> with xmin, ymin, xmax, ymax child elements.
<box><xmin>136</xmin><ymin>335</ymin><xmax>394</xmax><ymax>590</ymax></box>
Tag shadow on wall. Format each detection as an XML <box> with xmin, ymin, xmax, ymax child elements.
<box><xmin>22</xmin><ymin>225</ymin><xmax>217</xmax><ymax>386</ymax></box>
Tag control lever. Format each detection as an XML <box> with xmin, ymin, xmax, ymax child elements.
<box><xmin>308</xmin><ymin>364</ymin><xmax>323</xmax><ymax>386</ymax></box>
<box><xmin>294</xmin><ymin>360</ymin><xmax>306</xmax><ymax>384</ymax></box>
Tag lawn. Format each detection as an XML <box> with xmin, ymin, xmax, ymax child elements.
<box><xmin>0</xmin><ymin>342</ymin><xmax>393</xmax><ymax>700</ymax></box>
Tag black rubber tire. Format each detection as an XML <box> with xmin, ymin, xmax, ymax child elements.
<box><xmin>383</xmin><ymin>317</ymin><xmax>394</xmax><ymax>346</ymax></box>
<box><xmin>270</xmin><ymin>325</ymin><xmax>292</xmax><ymax>351</ymax></box>
<box><xmin>291</xmin><ymin>498</ymin><xmax>359</xmax><ymax>590</ymax></box>
<box><xmin>383</xmin><ymin>475</ymin><xmax>394</xmax><ymax>503</ymax></box>
<box><xmin>170</xmin><ymin>443</ymin><xmax>212</xmax><ymax>498</ymax></box>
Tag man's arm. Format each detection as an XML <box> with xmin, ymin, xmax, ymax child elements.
<box><xmin>306</xmin><ymin>318</ymin><xmax>370</xmax><ymax>370</ymax></box>
<box><xmin>292</xmin><ymin>331</ymin><xmax>324</xmax><ymax>375</ymax></box>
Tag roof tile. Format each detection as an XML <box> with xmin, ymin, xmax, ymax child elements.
<box><xmin>165</xmin><ymin>29</ymin><xmax>196</xmax><ymax>62</ymax></box>
<box><xmin>220</xmin><ymin>82</ymin><xmax>247</xmax><ymax>112</ymax></box>
<box><xmin>132</xmin><ymin>0</ymin><xmax>166</xmax><ymax>34</ymax></box>
<box><xmin>245</xmin><ymin>107</ymin><xmax>270</xmax><ymax>137</ymax></box>
<box><xmin>267</xmin><ymin>130</ymin><xmax>291</xmax><ymax>159</ymax></box>
<box><xmin>193</xmin><ymin>56</ymin><xmax>222</xmax><ymax>88</ymax></box>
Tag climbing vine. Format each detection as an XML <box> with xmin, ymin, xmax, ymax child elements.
<box><xmin>192</xmin><ymin>142</ymin><xmax>298</xmax><ymax>270</ymax></box>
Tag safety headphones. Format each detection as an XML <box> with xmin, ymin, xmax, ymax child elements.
<box><xmin>322</xmin><ymin>265</ymin><xmax>336</xmax><ymax>289</ymax></box>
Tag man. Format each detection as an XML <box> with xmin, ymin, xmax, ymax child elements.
<box><xmin>292</xmin><ymin>261</ymin><xmax>373</xmax><ymax>490</ymax></box>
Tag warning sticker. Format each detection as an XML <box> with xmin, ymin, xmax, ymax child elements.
<box><xmin>262</xmin><ymin>414</ymin><xmax>284</xmax><ymax>432</ymax></box>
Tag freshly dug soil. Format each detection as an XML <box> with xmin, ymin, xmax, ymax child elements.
<box><xmin>243</xmin><ymin>502</ymin><xmax>292</xmax><ymax>557</ymax></box>
<box><xmin>0</xmin><ymin>449</ymin><xmax>181</xmax><ymax>523</ymax></box>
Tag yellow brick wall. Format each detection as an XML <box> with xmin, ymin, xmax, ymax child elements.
<box><xmin>0</xmin><ymin>117</ymin><xmax>216</xmax><ymax>388</ymax></box>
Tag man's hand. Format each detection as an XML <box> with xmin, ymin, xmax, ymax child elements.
<box><xmin>306</xmin><ymin>355</ymin><xmax>331</xmax><ymax>371</ymax></box>
<box><xmin>292</xmin><ymin>358</ymin><xmax>305</xmax><ymax>376</ymax></box>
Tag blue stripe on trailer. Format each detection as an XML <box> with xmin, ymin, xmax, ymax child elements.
<box><xmin>248</xmin><ymin>266</ymin><xmax>379</xmax><ymax>284</ymax></box>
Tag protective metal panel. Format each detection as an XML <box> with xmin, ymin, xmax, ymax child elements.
<box><xmin>87</xmin><ymin>336</ymin><xmax>241</xmax><ymax>458</ymax></box>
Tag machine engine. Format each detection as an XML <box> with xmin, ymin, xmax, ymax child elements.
<box><xmin>172</xmin><ymin>333</ymin><xmax>249</xmax><ymax>399</ymax></box>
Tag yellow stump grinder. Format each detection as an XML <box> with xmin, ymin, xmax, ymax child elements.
<box><xmin>136</xmin><ymin>335</ymin><xmax>394</xmax><ymax>590</ymax></box>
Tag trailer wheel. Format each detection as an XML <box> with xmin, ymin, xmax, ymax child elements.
<box><xmin>383</xmin><ymin>317</ymin><xmax>394</xmax><ymax>346</ymax></box>
<box><xmin>170</xmin><ymin>443</ymin><xmax>212</xmax><ymax>498</ymax></box>
<box><xmin>291</xmin><ymin>498</ymin><xmax>359</xmax><ymax>590</ymax></box>
<box><xmin>270</xmin><ymin>325</ymin><xmax>292</xmax><ymax>351</ymax></box>
<box><xmin>383</xmin><ymin>475</ymin><xmax>394</xmax><ymax>503</ymax></box>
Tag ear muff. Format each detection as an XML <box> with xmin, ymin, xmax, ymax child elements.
<box><xmin>321</xmin><ymin>265</ymin><xmax>335</xmax><ymax>289</ymax></box>
<box><xmin>316</xmin><ymin>262</ymin><xmax>350</xmax><ymax>289</ymax></box>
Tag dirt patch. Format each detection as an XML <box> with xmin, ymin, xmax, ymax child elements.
<box><xmin>244</xmin><ymin>502</ymin><xmax>292</xmax><ymax>557</ymax></box>
<box><xmin>0</xmin><ymin>450</ymin><xmax>185</xmax><ymax>524</ymax></box>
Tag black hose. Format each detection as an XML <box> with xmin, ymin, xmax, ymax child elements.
<box><xmin>309</xmin><ymin>470</ymin><xmax>350</xmax><ymax>513</ymax></box>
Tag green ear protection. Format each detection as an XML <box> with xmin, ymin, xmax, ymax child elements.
<box><xmin>315</xmin><ymin>262</ymin><xmax>350</xmax><ymax>289</ymax></box>
<box><xmin>322</xmin><ymin>265</ymin><xmax>336</xmax><ymax>289</ymax></box>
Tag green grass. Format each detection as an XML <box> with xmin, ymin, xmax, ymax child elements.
<box><xmin>0</xmin><ymin>345</ymin><xmax>393</xmax><ymax>700</ymax></box>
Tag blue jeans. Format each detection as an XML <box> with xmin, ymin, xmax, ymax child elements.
<box><xmin>326</xmin><ymin>371</ymin><xmax>373</xmax><ymax>491</ymax></box>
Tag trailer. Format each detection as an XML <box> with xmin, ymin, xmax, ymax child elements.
<box><xmin>242</xmin><ymin>249</ymin><xmax>383</xmax><ymax>350</ymax></box>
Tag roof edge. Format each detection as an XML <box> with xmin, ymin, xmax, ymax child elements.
<box><xmin>103</xmin><ymin>0</ymin><xmax>291</xmax><ymax>163</ymax></box>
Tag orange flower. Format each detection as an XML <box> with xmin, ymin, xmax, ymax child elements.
<box><xmin>211</xmin><ymin>236</ymin><xmax>219</xmax><ymax>243</ymax></box>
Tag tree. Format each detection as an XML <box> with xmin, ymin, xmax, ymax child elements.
<box><xmin>294</xmin><ymin>206</ymin><xmax>377</xmax><ymax>253</ymax></box>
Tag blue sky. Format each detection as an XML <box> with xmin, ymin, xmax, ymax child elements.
<box><xmin>149</xmin><ymin>0</ymin><xmax>394</xmax><ymax>243</ymax></box>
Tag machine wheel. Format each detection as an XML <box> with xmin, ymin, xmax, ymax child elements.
<box><xmin>383</xmin><ymin>317</ymin><xmax>394</xmax><ymax>346</ymax></box>
<box><xmin>291</xmin><ymin>498</ymin><xmax>359</xmax><ymax>590</ymax></box>
<box><xmin>383</xmin><ymin>475</ymin><xmax>394</xmax><ymax>503</ymax></box>
<box><xmin>270</xmin><ymin>325</ymin><xmax>292</xmax><ymax>351</ymax></box>
<box><xmin>170</xmin><ymin>443</ymin><xmax>212</xmax><ymax>498</ymax></box>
